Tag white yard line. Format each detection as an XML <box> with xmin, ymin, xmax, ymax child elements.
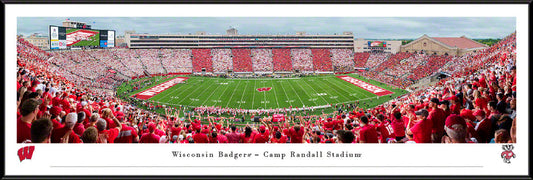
<box><xmin>237</xmin><ymin>80</ymin><xmax>250</xmax><ymax>109</ymax></box>
<box><xmin>321</xmin><ymin>77</ymin><xmax>360</xmax><ymax>100</ymax></box>
<box><xmin>200</xmin><ymin>79</ymin><xmax>226</xmax><ymax>106</ymax></box>
<box><xmin>271</xmin><ymin>80</ymin><xmax>280</xmax><ymax>108</ymax></box>
<box><xmin>215</xmin><ymin>79</ymin><xmax>234</xmax><ymax>107</ymax></box>
<box><xmin>151</xmin><ymin>77</ymin><xmax>188</xmax><ymax>102</ymax></box>
<box><xmin>292</xmin><ymin>80</ymin><xmax>319</xmax><ymax>106</ymax></box>
<box><xmin>300</xmin><ymin>78</ymin><xmax>330</xmax><ymax>105</ymax></box>
<box><xmin>225</xmin><ymin>80</ymin><xmax>242</xmax><ymax>107</ymax></box>
<box><xmin>286</xmin><ymin>80</ymin><xmax>306</xmax><ymax>108</ymax></box>
<box><xmin>252</xmin><ymin>80</ymin><xmax>256</xmax><ymax>109</ymax></box>
<box><xmin>278</xmin><ymin>79</ymin><xmax>293</xmax><ymax>107</ymax></box>
<box><xmin>177</xmin><ymin>79</ymin><xmax>212</xmax><ymax>105</ymax></box>
<box><xmin>332</xmin><ymin>76</ymin><xmax>373</xmax><ymax>99</ymax></box>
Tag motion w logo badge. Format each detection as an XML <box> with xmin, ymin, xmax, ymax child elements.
<box><xmin>18</xmin><ymin>146</ymin><xmax>35</xmax><ymax>162</ymax></box>
<box><xmin>501</xmin><ymin>144</ymin><xmax>516</xmax><ymax>164</ymax></box>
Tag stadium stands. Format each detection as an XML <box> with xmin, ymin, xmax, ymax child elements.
<box><xmin>331</xmin><ymin>49</ymin><xmax>356</xmax><ymax>72</ymax></box>
<box><xmin>211</xmin><ymin>49</ymin><xmax>233</xmax><ymax>73</ymax></box>
<box><xmin>272</xmin><ymin>49</ymin><xmax>293</xmax><ymax>72</ymax></box>
<box><xmin>114</xmin><ymin>49</ymin><xmax>146</xmax><ymax>77</ymax></box>
<box><xmin>291</xmin><ymin>49</ymin><xmax>314</xmax><ymax>72</ymax></box>
<box><xmin>16</xmin><ymin>32</ymin><xmax>517</xmax><ymax>144</ymax></box>
<box><xmin>251</xmin><ymin>49</ymin><xmax>273</xmax><ymax>72</ymax></box>
<box><xmin>311</xmin><ymin>49</ymin><xmax>333</xmax><ymax>72</ymax></box>
<box><xmin>408</xmin><ymin>55</ymin><xmax>452</xmax><ymax>81</ymax></box>
<box><xmin>365</xmin><ymin>53</ymin><xmax>389</xmax><ymax>70</ymax></box>
<box><xmin>192</xmin><ymin>49</ymin><xmax>213</xmax><ymax>73</ymax></box>
<box><xmin>374</xmin><ymin>52</ymin><xmax>413</xmax><ymax>73</ymax></box>
<box><xmin>232</xmin><ymin>49</ymin><xmax>253</xmax><ymax>72</ymax></box>
<box><xmin>91</xmin><ymin>49</ymin><xmax>137</xmax><ymax>78</ymax></box>
<box><xmin>136</xmin><ymin>49</ymin><xmax>166</xmax><ymax>75</ymax></box>
<box><xmin>353</xmin><ymin>52</ymin><xmax>370</xmax><ymax>68</ymax></box>
<box><xmin>160</xmin><ymin>49</ymin><xmax>193</xmax><ymax>73</ymax></box>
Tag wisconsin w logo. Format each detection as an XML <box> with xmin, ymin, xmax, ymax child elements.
<box><xmin>18</xmin><ymin>146</ymin><xmax>35</xmax><ymax>162</ymax></box>
<box><xmin>257</xmin><ymin>87</ymin><xmax>272</xmax><ymax>92</ymax></box>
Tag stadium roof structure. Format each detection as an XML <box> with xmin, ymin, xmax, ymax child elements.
<box><xmin>432</xmin><ymin>36</ymin><xmax>487</xmax><ymax>49</ymax></box>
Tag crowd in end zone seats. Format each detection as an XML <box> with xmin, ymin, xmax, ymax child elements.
<box><xmin>353</xmin><ymin>52</ymin><xmax>370</xmax><ymax>68</ymax></box>
<box><xmin>364</xmin><ymin>53</ymin><xmax>390</xmax><ymax>70</ymax></box>
<box><xmin>382</xmin><ymin>53</ymin><xmax>425</xmax><ymax>78</ymax></box>
<box><xmin>232</xmin><ymin>49</ymin><xmax>254</xmax><ymax>72</ymax></box>
<box><xmin>160</xmin><ymin>49</ymin><xmax>193</xmax><ymax>74</ymax></box>
<box><xmin>374</xmin><ymin>52</ymin><xmax>413</xmax><ymax>73</ymax></box>
<box><xmin>17</xmin><ymin>32</ymin><xmax>516</xmax><ymax>144</ymax></box>
<box><xmin>90</xmin><ymin>49</ymin><xmax>137</xmax><ymax>78</ymax></box>
<box><xmin>331</xmin><ymin>49</ymin><xmax>356</xmax><ymax>72</ymax></box>
<box><xmin>135</xmin><ymin>49</ymin><xmax>166</xmax><ymax>75</ymax></box>
<box><xmin>114</xmin><ymin>49</ymin><xmax>146</xmax><ymax>77</ymax></box>
<box><xmin>272</xmin><ymin>49</ymin><xmax>293</xmax><ymax>72</ymax></box>
<box><xmin>311</xmin><ymin>49</ymin><xmax>333</xmax><ymax>72</ymax></box>
<box><xmin>251</xmin><ymin>49</ymin><xmax>274</xmax><ymax>72</ymax></box>
<box><xmin>211</xmin><ymin>49</ymin><xmax>234</xmax><ymax>73</ymax></box>
<box><xmin>408</xmin><ymin>55</ymin><xmax>452</xmax><ymax>81</ymax></box>
<box><xmin>291</xmin><ymin>49</ymin><xmax>314</xmax><ymax>72</ymax></box>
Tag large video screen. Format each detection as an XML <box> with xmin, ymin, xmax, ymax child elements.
<box><xmin>367</xmin><ymin>41</ymin><xmax>387</xmax><ymax>47</ymax></box>
<box><xmin>49</xmin><ymin>25</ymin><xmax>115</xmax><ymax>49</ymax></box>
<box><xmin>66</xmin><ymin>28</ymin><xmax>100</xmax><ymax>47</ymax></box>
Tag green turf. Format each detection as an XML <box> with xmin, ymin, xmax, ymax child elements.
<box><xmin>117</xmin><ymin>74</ymin><xmax>408</xmax><ymax>111</ymax></box>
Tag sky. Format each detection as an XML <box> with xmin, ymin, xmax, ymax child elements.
<box><xmin>17</xmin><ymin>17</ymin><xmax>515</xmax><ymax>39</ymax></box>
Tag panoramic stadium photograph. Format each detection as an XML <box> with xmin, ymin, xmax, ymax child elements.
<box><xmin>16</xmin><ymin>17</ymin><xmax>517</xmax><ymax>144</ymax></box>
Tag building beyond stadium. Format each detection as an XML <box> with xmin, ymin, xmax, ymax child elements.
<box><xmin>401</xmin><ymin>34</ymin><xmax>488</xmax><ymax>56</ymax></box>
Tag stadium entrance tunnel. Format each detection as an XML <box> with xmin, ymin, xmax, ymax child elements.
<box><xmin>433</xmin><ymin>72</ymin><xmax>451</xmax><ymax>81</ymax></box>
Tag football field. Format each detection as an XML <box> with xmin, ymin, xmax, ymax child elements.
<box><xmin>119</xmin><ymin>74</ymin><xmax>408</xmax><ymax>111</ymax></box>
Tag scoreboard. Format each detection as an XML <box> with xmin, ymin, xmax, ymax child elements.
<box><xmin>368</xmin><ymin>41</ymin><xmax>387</xmax><ymax>47</ymax></box>
<box><xmin>49</xmin><ymin>25</ymin><xmax>115</xmax><ymax>49</ymax></box>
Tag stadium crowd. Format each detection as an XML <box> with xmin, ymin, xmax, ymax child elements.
<box><xmin>136</xmin><ymin>49</ymin><xmax>166</xmax><ymax>75</ymax></box>
<box><xmin>160</xmin><ymin>49</ymin><xmax>193</xmax><ymax>73</ymax></box>
<box><xmin>17</xmin><ymin>32</ymin><xmax>517</xmax><ymax>144</ymax></box>
<box><xmin>192</xmin><ymin>49</ymin><xmax>214</xmax><ymax>73</ymax></box>
<box><xmin>311</xmin><ymin>49</ymin><xmax>334</xmax><ymax>72</ymax></box>
<box><xmin>231</xmin><ymin>49</ymin><xmax>254</xmax><ymax>72</ymax></box>
<box><xmin>331</xmin><ymin>49</ymin><xmax>356</xmax><ymax>72</ymax></box>
<box><xmin>291</xmin><ymin>49</ymin><xmax>314</xmax><ymax>72</ymax></box>
<box><xmin>251</xmin><ymin>49</ymin><xmax>274</xmax><ymax>72</ymax></box>
<box><xmin>211</xmin><ymin>49</ymin><xmax>234</xmax><ymax>73</ymax></box>
<box><xmin>114</xmin><ymin>49</ymin><xmax>146</xmax><ymax>77</ymax></box>
<box><xmin>353</xmin><ymin>52</ymin><xmax>370</xmax><ymax>68</ymax></box>
<box><xmin>364</xmin><ymin>53</ymin><xmax>390</xmax><ymax>70</ymax></box>
<box><xmin>272</xmin><ymin>49</ymin><xmax>293</xmax><ymax>72</ymax></box>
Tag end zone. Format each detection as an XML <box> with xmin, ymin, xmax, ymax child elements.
<box><xmin>132</xmin><ymin>77</ymin><xmax>189</xmax><ymax>100</ymax></box>
<box><xmin>336</xmin><ymin>76</ymin><xmax>393</xmax><ymax>96</ymax></box>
